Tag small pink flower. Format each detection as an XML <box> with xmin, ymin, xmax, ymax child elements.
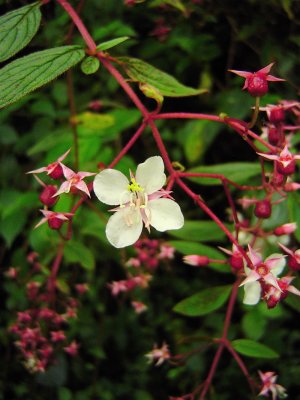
<box><xmin>64</xmin><ymin>340</ymin><xmax>79</xmax><ymax>357</ymax></box>
<box><xmin>183</xmin><ymin>255</ymin><xmax>209</xmax><ymax>267</ymax></box>
<box><xmin>131</xmin><ymin>301</ymin><xmax>148</xmax><ymax>314</ymax></box>
<box><xmin>258</xmin><ymin>371</ymin><xmax>287</xmax><ymax>400</ymax></box>
<box><xmin>54</xmin><ymin>165</ymin><xmax>96</xmax><ymax>197</ymax></box>
<box><xmin>35</xmin><ymin>210</ymin><xmax>74</xmax><ymax>230</ymax></box>
<box><xmin>158</xmin><ymin>244</ymin><xmax>175</xmax><ymax>259</ymax></box>
<box><xmin>145</xmin><ymin>342</ymin><xmax>171</xmax><ymax>366</ymax></box>
<box><xmin>50</xmin><ymin>330</ymin><xmax>66</xmax><ymax>342</ymax></box>
<box><xmin>229</xmin><ymin>63</ymin><xmax>285</xmax><ymax>97</ymax></box>
<box><xmin>27</xmin><ymin>149</ymin><xmax>71</xmax><ymax>179</ymax></box>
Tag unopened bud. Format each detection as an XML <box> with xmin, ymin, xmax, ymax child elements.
<box><xmin>276</xmin><ymin>160</ymin><xmax>295</xmax><ymax>176</ymax></box>
<box><xmin>247</xmin><ymin>75</ymin><xmax>268</xmax><ymax>97</ymax></box>
<box><xmin>269</xmin><ymin>107</ymin><xmax>285</xmax><ymax>124</ymax></box>
<box><xmin>48</xmin><ymin>217</ymin><xmax>64</xmax><ymax>230</ymax></box>
<box><xmin>267</xmin><ymin>127</ymin><xmax>280</xmax><ymax>146</ymax></box>
<box><xmin>183</xmin><ymin>255</ymin><xmax>209</xmax><ymax>267</ymax></box>
<box><xmin>274</xmin><ymin>223</ymin><xmax>297</xmax><ymax>236</ymax></box>
<box><xmin>254</xmin><ymin>199</ymin><xmax>272</xmax><ymax>219</ymax></box>
<box><xmin>39</xmin><ymin>185</ymin><xmax>57</xmax><ymax>207</ymax></box>
<box><xmin>230</xmin><ymin>254</ymin><xmax>244</xmax><ymax>270</ymax></box>
<box><xmin>48</xmin><ymin>164</ymin><xmax>63</xmax><ymax>179</ymax></box>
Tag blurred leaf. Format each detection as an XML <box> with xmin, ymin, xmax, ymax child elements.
<box><xmin>0</xmin><ymin>124</ymin><xmax>18</xmax><ymax>145</ymax></box>
<box><xmin>64</xmin><ymin>240</ymin><xmax>95</xmax><ymax>270</ymax></box>
<box><xmin>81</xmin><ymin>56</ymin><xmax>101</xmax><ymax>75</ymax></box>
<box><xmin>150</xmin><ymin>0</ymin><xmax>187</xmax><ymax>13</ymax></box>
<box><xmin>139</xmin><ymin>82</ymin><xmax>164</xmax><ymax>105</ymax></box>
<box><xmin>35</xmin><ymin>356</ymin><xmax>67</xmax><ymax>387</ymax></box>
<box><xmin>187</xmin><ymin>162</ymin><xmax>261</xmax><ymax>185</ymax></box>
<box><xmin>29</xmin><ymin>223</ymin><xmax>60</xmax><ymax>255</ymax></box>
<box><xmin>231</xmin><ymin>339</ymin><xmax>279</xmax><ymax>359</ymax></box>
<box><xmin>242</xmin><ymin>309</ymin><xmax>267</xmax><ymax>340</ymax></box>
<box><xmin>118</xmin><ymin>57</ymin><xmax>207</xmax><ymax>97</ymax></box>
<box><xmin>0</xmin><ymin>46</ymin><xmax>85</xmax><ymax>108</ymax></box>
<box><xmin>183</xmin><ymin>120</ymin><xmax>221</xmax><ymax>164</ymax></box>
<box><xmin>0</xmin><ymin>212</ymin><xmax>26</xmax><ymax>247</ymax></box>
<box><xmin>173</xmin><ymin>285</ymin><xmax>232</xmax><ymax>317</ymax></box>
<box><xmin>96</xmin><ymin>36</ymin><xmax>130</xmax><ymax>51</ymax></box>
<box><xmin>168</xmin><ymin>220</ymin><xmax>227</xmax><ymax>242</ymax></box>
<box><xmin>288</xmin><ymin>192</ymin><xmax>300</xmax><ymax>242</ymax></box>
<box><xmin>0</xmin><ymin>2</ymin><xmax>41</xmax><ymax>62</ymax></box>
<box><xmin>75</xmin><ymin>112</ymin><xmax>115</xmax><ymax>136</ymax></box>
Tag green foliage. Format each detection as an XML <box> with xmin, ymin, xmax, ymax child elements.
<box><xmin>0</xmin><ymin>2</ymin><xmax>41</xmax><ymax>62</ymax></box>
<box><xmin>173</xmin><ymin>285</ymin><xmax>232</xmax><ymax>317</ymax></box>
<box><xmin>96</xmin><ymin>36</ymin><xmax>130</xmax><ymax>51</ymax></box>
<box><xmin>0</xmin><ymin>46</ymin><xmax>85</xmax><ymax>108</ymax></box>
<box><xmin>231</xmin><ymin>339</ymin><xmax>279</xmax><ymax>359</ymax></box>
<box><xmin>118</xmin><ymin>57</ymin><xmax>208</xmax><ymax>97</ymax></box>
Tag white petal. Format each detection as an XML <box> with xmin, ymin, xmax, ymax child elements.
<box><xmin>106</xmin><ymin>209</ymin><xmax>143</xmax><ymax>248</ymax></box>
<box><xmin>243</xmin><ymin>281</ymin><xmax>261</xmax><ymax>305</ymax></box>
<box><xmin>266</xmin><ymin>253</ymin><xmax>286</xmax><ymax>276</ymax></box>
<box><xmin>148</xmin><ymin>198</ymin><xmax>184</xmax><ymax>232</ymax></box>
<box><xmin>135</xmin><ymin>156</ymin><xmax>166</xmax><ymax>194</ymax></box>
<box><xmin>93</xmin><ymin>169</ymin><xmax>130</xmax><ymax>205</ymax></box>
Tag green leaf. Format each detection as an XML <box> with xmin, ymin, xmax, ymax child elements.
<box><xmin>75</xmin><ymin>112</ymin><xmax>115</xmax><ymax>136</ymax></box>
<box><xmin>118</xmin><ymin>57</ymin><xmax>207</xmax><ymax>97</ymax></box>
<box><xmin>64</xmin><ymin>241</ymin><xmax>95</xmax><ymax>270</ymax></box>
<box><xmin>81</xmin><ymin>56</ymin><xmax>100</xmax><ymax>75</ymax></box>
<box><xmin>242</xmin><ymin>309</ymin><xmax>267</xmax><ymax>341</ymax></box>
<box><xmin>96</xmin><ymin>36</ymin><xmax>130</xmax><ymax>51</ymax></box>
<box><xmin>231</xmin><ymin>339</ymin><xmax>279</xmax><ymax>359</ymax></box>
<box><xmin>168</xmin><ymin>220</ymin><xmax>227</xmax><ymax>242</ymax></box>
<box><xmin>0</xmin><ymin>2</ymin><xmax>41</xmax><ymax>63</ymax></box>
<box><xmin>288</xmin><ymin>192</ymin><xmax>300</xmax><ymax>242</ymax></box>
<box><xmin>0</xmin><ymin>45</ymin><xmax>85</xmax><ymax>108</ymax></box>
<box><xmin>0</xmin><ymin>212</ymin><xmax>26</xmax><ymax>247</ymax></box>
<box><xmin>187</xmin><ymin>162</ymin><xmax>261</xmax><ymax>186</ymax></box>
<box><xmin>173</xmin><ymin>285</ymin><xmax>232</xmax><ymax>317</ymax></box>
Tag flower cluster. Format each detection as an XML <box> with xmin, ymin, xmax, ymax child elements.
<box><xmin>240</xmin><ymin>246</ymin><xmax>300</xmax><ymax>308</ymax></box>
<box><xmin>7</xmin><ymin>252</ymin><xmax>85</xmax><ymax>372</ymax></box>
<box><xmin>28</xmin><ymin>149</ymin><xmax>95</xmax><ymax>230</ymax></box>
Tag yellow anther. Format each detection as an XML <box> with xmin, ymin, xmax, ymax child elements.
<box><xmin>127</xmin><ymin>178</ymin><xmax>144</xmax><ymax>193</ymax></box>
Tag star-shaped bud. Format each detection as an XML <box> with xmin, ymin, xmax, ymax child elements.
<box><xmin>27</xmin><ymin>149</ymin><xmax>71</xmax><ymax>179</ymax></box>
<box><xmin>35</xmin><ymin>210</ymin><xmax>74</xmax><ymax>230</ymax></box>
<box><xmin>278</xmin><ymin>243</ymin><xmax>300</xmax><ymax>271</ymax></box>
<box><xmin>257</xmin><ymin>145</ymin><xmax>300</xmax><ymax>176</ymax></box>
<box><xmin>258</xmin><ymin>371</ymin><xmax>287</xmax><ymax>399</ymax></box>
<box><xmin>54</xmin><ymin>165</ymin><xmax>96</xmax><ymax>197</ymax></box>
<box><xmin>145</xmin><ymin>342</ymin><xmax>171</xmax><ymax>366</ymax></box>
<box><xmin>229</xmin><ymin>63</ymin><xmax>285</xmax><ymax>97</ymax></box>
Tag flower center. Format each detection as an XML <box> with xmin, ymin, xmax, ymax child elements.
<box><xmin>128</xmin><ymin>178</ymin><xmax>143</xmax><ymax>193</ymax></box>
<box><xmin>257</xmin><ymin>263</ymin><xmax>269</xmax><ymax>276</ymax></box>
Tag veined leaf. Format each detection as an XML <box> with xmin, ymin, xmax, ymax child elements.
<box><xmin>0</xmin><ymin>2</ymin><xmax>41</xmax><ymax>63</ymax></box>
<box><xmin>231</xmin><ymin>339</ymin><xmax>279</xmax><ymax>359</ymax></box>
<box><xmin>96</xmin><ymin>36</ymin><xmax>130</xmax><ymax>51</ymax></box>
<box><xmin>118</xmin><ymin>57</ymin><xmax>207</xmax><ymax>97</ymax></box>
<box><xmin>173</xmin><ymin>285</ymin><xmax>232</xmax><ymax>317</ymax></box>
<box><xmin>0</xmin><ymin>46</ymin><xmax>85</xmax><ymax>108</ymax></box>
<box><xmin>187</xmin><ymin>162</ymin><xmax>261</xmax><ymax>185</ymax></box>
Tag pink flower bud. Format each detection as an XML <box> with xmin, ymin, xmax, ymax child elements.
<box><xmin>269</xmin><ymin>107</ymin><xmax>285</xmax><ymax>124</ymax></box>
<box><xmin>183</xmin><ymin>255</ymin><xmax>209</xmax><ymax>267</ymax></box>
<box><xmin>48</xmin><ymin>217</ymin><xmax>65</xmax><ymax>230</ymax></box>
<box><xmin>267</xmin><ymin>126</ymin><xmax>280</xmax><ymax>145</ymax></box>
<box><xmin>48</xmin><ymin>163</ymin><xmax>63</xmax><ymax>179</ymax></box>
<box><xmin>274</xmin><ymin>223</ymin><xmax>297</xmax><ymax>236</ymax></box>
<box><xmin>276</xmin><ymin>159</ymin><xmax>295</xmax><ymax>175</ymax></box>
<box><xmin>247</xmin><ymin>74</ymin><xmax>269</xmax><ymax>97</ymax></box>
<box><xmin>272</xmin><ymin>171</ymin><xmax>285</xmax><ymax>186</ymax></box>
<box><xmin>230</xmin><ymin>254</ymin><xmax>244</xmax><ymax>270</ymax></box>
<box><xmin>50</xmin><ymin>330</ymin><xmax>66</xmax><ymax>342</ymax></box>
<box><xmin>39</xmin><ymin>185</ymin><xmax>58</xmax><ymax>207</ymax></box>
<box><xmin>254</xmin><ymin>199</ymin><xmax>272</xmax><ymax>219</ymax></box>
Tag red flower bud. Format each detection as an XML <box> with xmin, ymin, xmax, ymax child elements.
<box><xmin>48</xmin><ymin>164</ymin><xmax>63</xmax><ymax>179</ymax></box>
<box><xmin>48</xmin><ymin>217</ymin><xmax>64</xmax><ymax>230</ymax></box>
<box><xmin>247</xmin><ymin>74</ymin><xmax>269</xmax><ymax>97</ymax></box>
<box><xmin>254</xmin><ymin>200</ymin><xmax>272</xmax><ymax>219</ymax></box>
<box><xmin>269</xmin><ymin>107</ymin><xmax>285</xmax><ymax>124</ymax></box>
<box><xmin>268</xmin><ymin>127</ymin><xmax>280</xmax><ymax>146</ymax></box>
<box><xmin>230</xmin><ymin>254</ymin><xmax>244</xmax><ymax>270</ymax></box>
<box><xmin>39</xmin><ymin>185</ymin><xmax>57</xmax><ymax>207</ymax></box>
<box><xmin>276</xmin><ymin>160</ymin><xmax>295</xmax><ymax>175</ymax></box>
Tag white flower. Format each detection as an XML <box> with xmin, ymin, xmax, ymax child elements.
<box><xmin>93</xmin><ymin>156</ymin><xmax>184</xmax><ymax>248</ymax></box>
